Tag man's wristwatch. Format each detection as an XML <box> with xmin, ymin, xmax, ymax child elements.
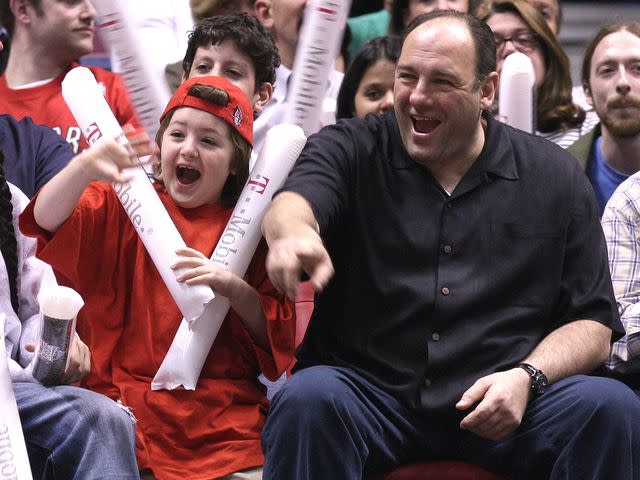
<box><xmin>517</xmin><ymin>363</ymin><xmax>548</xmax><ymax>399</ymax></box>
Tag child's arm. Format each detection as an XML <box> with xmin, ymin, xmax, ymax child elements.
<box><xmin>33</xmin><ymin>130</ymin><xmax>152</xmax><ymax>233</ymax></box>
<box><xmin>172</xmin><ymin>247</ymin><xmax>269</xmax><ymax>351</ymax></box>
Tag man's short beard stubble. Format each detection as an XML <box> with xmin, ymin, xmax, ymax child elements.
<box><xmin>599</xmin><ymin>96</ymin><xmax>640</xmax><ymax>138</ymax></box>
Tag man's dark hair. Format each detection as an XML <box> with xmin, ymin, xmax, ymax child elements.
<box><xmin>0</xmin><ymin>0</ymin><xmax>43</xmax><ymax>38</ymax></box>
<box><xmin>181</xmin><ymin>12</ymin><xmax>280</xmax><ymax>91</ymax></box>
<box><xmin>582</xmin><ymin>20</ymin><xmax>640</xmax><ymax>90</ymax></box>
<box><xmin>402</xmin><ymin>10</ymin><xmax>496</xmax><ymax>88</ymax></box>
<box><xmin>390</xmin><ymin>0</ymin><xmax>479</xmax><ymax>35</ymax></box>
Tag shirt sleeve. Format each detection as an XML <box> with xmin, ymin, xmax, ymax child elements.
<box><xmin>33</xmin><ymin>122</ymin><xmax>74</xmax><ymax>195</ymax></box>
<box><xmin>602</xmin><ymin>182</ymin><xmax>640</xmax><ymax>373</ymax></box>
<box><xmin>279</xmin><ymin>121</ymin><xmax>359</xmax><ymax>235</ymax></box>
<box><xmin>19</xmin><ymin>182</ymin><xmax>126</xmax><ymax>398</ymax></box>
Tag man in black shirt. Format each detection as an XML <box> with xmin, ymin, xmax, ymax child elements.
<box><xmin>261</xmin><ymin>10</ymin><xmax>640</xmax><ymax>480</ymax></box>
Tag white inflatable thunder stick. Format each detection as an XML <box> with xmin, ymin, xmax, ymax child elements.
<box><xmin>285</xmin><ymin>0</ymin><xmax>349</xmax><ymax>136</ymax></box>
<box><xmin>0</xmin><ymin>314</ymin><xmax>34</xmax><ymax>480</ymax></box>
<box><xmin>498</xmin><ymin>51</ymin><xmax>536</xmax><ymax>134</ymax></box>
<box><xmin>152</xmin><ymin>124</ymin><xmax>307</xmax><ymax>391</ymax></box>
<box><xmin>93</xmin><ymin>0</ymin><xmax>171</xmax><ymax>141</ymax></box>
<box><xmin>61</xmin><ymin>67</ymin><xmax>214</xmax><ymax>323</ymax></box>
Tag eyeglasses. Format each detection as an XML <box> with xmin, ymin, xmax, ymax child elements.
<box><xmin>494</xmin><ymin>32</ymin><xmax>541</xmax><ymax>54</ymax></box>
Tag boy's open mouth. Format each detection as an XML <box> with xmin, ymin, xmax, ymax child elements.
<box><xmin>176</xmin><ymin>165</ymin><xmax>201</xmax><ymax>185</ymax></box>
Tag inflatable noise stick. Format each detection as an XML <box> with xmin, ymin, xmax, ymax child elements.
<box><xmin>61</xmin><ymin>67</ymin><xmax>214</xmax><ymax>323</ymax></box>
<box><xmin>0</xmin><ymin>313</ymin><xmax>34</xmax><ymax>480</ymax></box>
<box><xmin>498</xmin><ymin>52</ymin><xmax>536</xmax><ymax>134</ymax></box>
<box><xmin>285</xmin><ymin>0</ymin><xmax>349</xmax><ymax>136</ymax></box>
<box><xmin>152</xmin><ymin>124</ymin><xmax>307</xmax><ymax>391</ymax></box>
<box><xmin>93</xmin><ymin>0</ymin><xmax>171</xmax><ymax>141</ymax></box>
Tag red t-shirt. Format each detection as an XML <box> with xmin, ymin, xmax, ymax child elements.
<box><xmin>0</xmin><ymin>64</ymin><xmax>140</xmax><ymax>154</ymax></box>
<box><xmin>20</xmin><ymin>182</ymin><xmax>296</xmax><ymax>479</ymax></box>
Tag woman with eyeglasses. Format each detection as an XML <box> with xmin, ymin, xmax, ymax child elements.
<box><xmin>477</xmin><ymin>0</ymin><xmax>597</xmax><ymax>148</ymax></box>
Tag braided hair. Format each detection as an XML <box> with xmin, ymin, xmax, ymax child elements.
<box><xmin>0</xmin><ymin>150</ymin><xmax>19</xmax><ymax>315</ymax></box>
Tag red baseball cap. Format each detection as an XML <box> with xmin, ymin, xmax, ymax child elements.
<box><xmin>160</xmin><ymin>76</ymin><xmax>253</xmax><ymax>146</ymax></box>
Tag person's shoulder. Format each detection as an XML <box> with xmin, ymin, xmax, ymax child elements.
<box><xmin>498</xmin><ymin>120</ymin><xmax>583</xmax><ymax>173</ymax></box>
<box><xmin>604</xmin><ymin>171</ymin><xmax>640</xmax><ymax>218</ymax></box>
<box><xmin>329</xmin><ymin>112</ymin><xmax>391</xmax><ymax>141</ymax></box>
<box><xmin>86</xmin><ymin>65</ymin><xmax>126</xmax><ymax>89</ymax></box>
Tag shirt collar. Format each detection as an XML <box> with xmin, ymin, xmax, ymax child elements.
<box><xmin>469</xmin><ymin>112</ymin><xmax>519</xmax><ymax>181</ymax></box>
<box><xmin>387</xmin><ymin>110</ymin><xmax>518</xmax><ymax>181</ymax></box>
<box><xmin>272</xmin><ymin>65</ymin><xmax>292</xmax><ymax>104</ymax></box>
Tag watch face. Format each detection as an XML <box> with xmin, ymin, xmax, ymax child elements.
<box><xmin>533</xmin><ymin>372</ymin><xmax>548</xmax><ymax>396</ymax></box>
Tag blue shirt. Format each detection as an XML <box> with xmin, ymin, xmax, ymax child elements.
<box><xmin>0</xmin><ymin>114</ymin><xmax>73</xmax><ymax>198</ymax></box>
<box><xmin>587</xmin><ymin>136</ymin><xmax>629</xmax><ymax>216</ymax></box>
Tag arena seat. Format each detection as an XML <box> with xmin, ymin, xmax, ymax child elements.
<box><xmin>376</xmin><ymin>461</ymin><xmax>506</xmax><ymax>480</ymax></box>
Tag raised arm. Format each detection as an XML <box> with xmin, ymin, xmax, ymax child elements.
<box><xmin>261</xmin><ymin>191</ymin><xmax>334</xmax><ymax>300</ymax></box>
<box><xmin>33</xmin><ymin>130</ymin><xmax>152</xmax><ymax>233</ymax></box>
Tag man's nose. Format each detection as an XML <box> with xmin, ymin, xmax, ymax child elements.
<box><xmin>616</xmin><ymin>66</ymin><xmax>631</xmax><ymax>96</ymax></box>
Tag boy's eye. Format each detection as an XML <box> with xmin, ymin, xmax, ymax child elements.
<box><xmin>195</xmin><ymin>64</ymin><xmax>211</xmax><ymax>73</ymax></box>
<box><xmin>170</xmin><ymin>131</ymin><xmax>184</xmax><ymax>138</ymax></box>
<box><xmin>226</xmin><ymin>69</ymin><xmax>242</xmax><ymax>79</ymax></box>
<box><xmin>201</xmin><ymin>137</ymin><xmax>217</xmax><ymax>146</ymax></box>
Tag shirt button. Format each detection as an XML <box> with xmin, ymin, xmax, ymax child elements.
<box><xmin>424</xmin><ymin>378</ymin><xmax>432</xmax><ymax>388</ymax></box>
<box><xmin>441</xmin><ymin>287</ymin><xmax>450</xmax><ymax>295</ymax></box>
<box><xmin>432</xmin><ymin>333</ymin><xmax>440</xmax><ymax>341</ymax></box>
<box><xmin>443</xmin><ymin>244</ymin><xmax>452</xmax><ymax>254</ymax></box>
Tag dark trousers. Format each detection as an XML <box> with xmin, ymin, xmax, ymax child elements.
<box><xmin>262</xmin><ymin>366</ymin><xmax>640</xmax><ymax>479</ymax></box>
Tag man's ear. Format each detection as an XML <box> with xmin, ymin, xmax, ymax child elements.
<box><xmin>252</xmin><ymin>82</ymin><xmax>273</xmax><ymax>114</ymax></box>
<box><xmin>254</xmin><ymin>0</ymin><xmax>274</xmax><ymax>30</ymax></box>
<box><xmin>479</xmin><ymin>71</ymin><xmax>499</xmax><ymax>111</ymax></box>
<box><xmin>583</xmin><ymin>82</ymin><xmax>594</xmax><ymax>108</ymax></box>
<box><xmin>10</xmin><ymin>0</ymin><xmax>31</xmax><ymax>26</ymax></box>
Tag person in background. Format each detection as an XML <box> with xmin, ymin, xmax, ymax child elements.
<box><xmin>572</xmin><ymin>21</ymin><xmax>640</xmax><ymax>216</ymax></box>
<box><xmin>179</xmin><ymin>13</ymin><xmax>278</xmax><ymax>116</ymax></box>
<box><xmin>0</xmin><ymin>0</ymin><xmax>140</xmax><ymax>154</ymax></box>
<box><xmin>336</xmin><ymin>35</ymin><xmax>401</xmax><ymax>120</ymax></box>
<box><xmin>524</xmin><ymin>0</ymin><xmax>560</xmax><ymax>34</ymax></box>
<box><xmin>253</xmin><ymin>0</ymin><xmax>344</xmax><ymax>153</ymax></box>
<box><xmin>390</xmin><ymin>0</ymin><xmax>475</xmax><ymax>34</ymax></box>
<box><xmin>478</xmin><ymin>0</ymin><xmax>596</xmax><ymax>148</ymax></box>
<box><xmin>165</xmin><ymin>0</ymin><xmax>258</xmax><ymax>91</ymax></box>
<box><xmin>110</xmin><ymin>0</ymin><xmax>194</xmax><ymax>85</ymax></box>
<box><xmin>0</xmin><ymin>114</ymin><xmax>73</xmax><ymax>198</ymax></box>
<box><xmin>346</xmin><ymin>0</ymin><xmax>392</xmax><ymax>60</ymax></box>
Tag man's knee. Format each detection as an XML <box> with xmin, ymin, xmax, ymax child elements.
<box><xmin>270</xmin><ymin>366</ymin><xmax>354</xmax><ymax>419</ymax></box>
<box><xmin>547</xmin><ymin>375</ymin><xmax>640</xmax><ymax>426</ymax></box>
<box><xmin>56</xmin><ymin>386</ymin><xmax>135</xmax><ymax>440</ymax></box>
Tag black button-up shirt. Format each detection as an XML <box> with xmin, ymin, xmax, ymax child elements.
<box><xmin>282</xmin><ymin>110</ymin><xmax>622</xmax><ymax>416</ymax></box>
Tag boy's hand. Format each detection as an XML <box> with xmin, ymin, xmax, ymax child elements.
<box><xmin>172</xmin><ymin>247</ymin><xmax>244</xmax><ymax>299</ymax></box>
<box><xmin>73</xmin><ymin>125</ymin><xmax>154</xmax><ymax>183</ymax></box>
